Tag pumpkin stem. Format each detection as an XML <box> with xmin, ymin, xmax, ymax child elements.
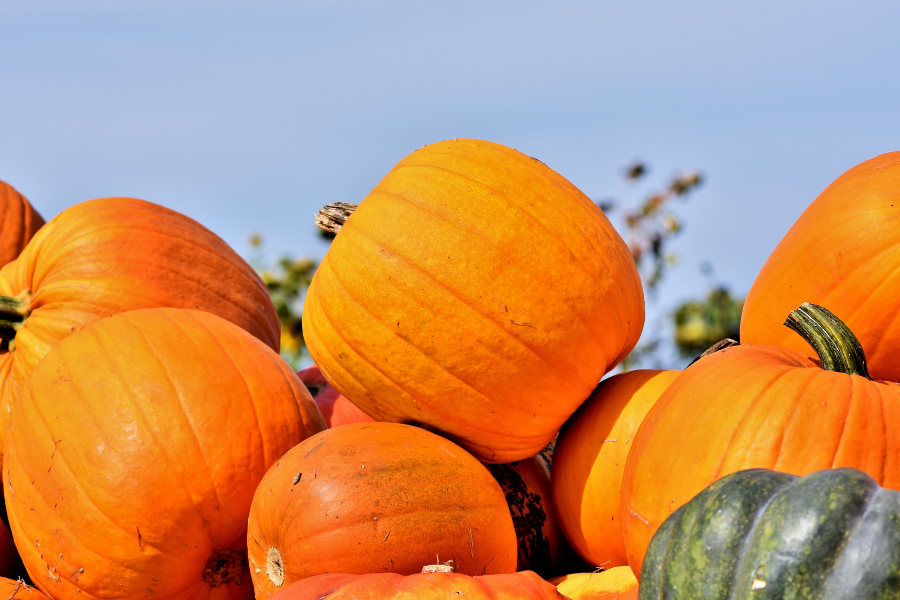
<box><xmin>784</xmin><ymin>302</ymin><xmax>870</xmax><ymax>379</ymax></box>
<box><xmin>0</xmin><ymin>289</ymin><xmax>33</xmax><ymax>348</ymax></box>
<box><xmin>315</xmin><ymin>203</ymin><xmax>358</xmax><ymax>235</ymax></box>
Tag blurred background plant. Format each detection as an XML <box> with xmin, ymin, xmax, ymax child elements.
<box><xmin>250</xmin><ymin>161</ymin><xmax>745</xmax><ymax>371</ymax></box>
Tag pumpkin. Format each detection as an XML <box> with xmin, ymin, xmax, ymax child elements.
<box><xmin>0</xmin><ymin>181</ymin><xmax>44</xmax><ymax>267</ymax></box>
<box><xmin>552</xmin><ymin>370</ymin><xmax>679</xmax><ymax>568</ymax></box>
<box><xmin>741</xmin><ymin>152</ymin><xmax>900</xmax><ymax>382</ymax></box>
<box><xmin>0</xmin><ymin>577</ymin><xmax>49</xmax><ymax>599</ymax></box>
<box><xmin>302</xmin><ymin>139</ymin><xmax>644</xmax><ymax>463</ymax></box>
<box><xmin>4</xmin><ymin>308</ymin><xmax>325</xmax><ymax>600</ymax></box>
<box><xmin>0</xmin><ymin>197</ymin><xmax>279</xmax><ymax>475</ymax></box>
<box><xmin>267</xmin><ymin>570</ymin><xmax>564</xmax><ymax>600</ymax></box>
<box><xmin>640</xmin><ymin>467</ymin><xmax>900</xmax><ymax>599</ymax></box>
<box><xmin>247</xmin><ymin>422</ymin><xmax>517</xmax><ymax>596</ymax></box>
<box><xmin>486</xmin><ymin>456</ymin><xmax>568</xmax><ymax>577</ymax></box>
<box><xmin>621</xmin><ymin>303</ymin><xmax>900</xmax><ymax>576</ymax></box>
<box><xmin>296</xmin><ymin>365</ymin><xmax>374</xmax><ymax>427</ymax></box>
<box><xmin>550</xmin><ymin>567</ymin><xmax>638</xmax><ymax>600</ymax></box>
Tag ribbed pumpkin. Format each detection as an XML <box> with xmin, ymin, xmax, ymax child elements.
<box><xmin>247</xmin><ymin>423</ymin><xmax>517</xmax><ymax>597</ymax></box>
<box><xmin>296</xmin><ymin>365</ymin><xmax>374</xmax><ymax>427</ymax></box>
<box><xmin>640</xmin><ymin>468</ymin><xmax>900</xmax><ymax>600</ymax></box>
<box><xmin>741</xmin><ymin>152</ymin><xmax>900</xmax><ymax>382</ymax></box>
<box><xmin>552</xmin><ymin>370</ymin><xmax>679</xmax><ymax>568</ymax></box>
<box><xmin>487</xmin><ymin>456</ymin><xmax>568</xmax><ymax>577</ymax></box>
<box><xmin>0</xmin><ymin>181</ymin><xmax>44</xmax><ymax>267</ymax></box>
<box><xmin>4</xmin><ymin>308</ymin><xmax>325</xmax><ymax>600</ymax></box>
<box><xmin>550</xmin><ymin>567</ymin><xmax>638</xmax><ymax>600</ymax></box>
<box><xmin>0</xmin><ymin>197</ymin><xmax>279</xmax><ymax>474</ymax></box>
<box><xmin>622</xmin><ymin>303</ymin><xmax>900</xmax><ymax>575</ymax></box>
<box><xmin>302</xmin><ymin>139</ymin><xmax>644</xmax><ymax>463</ymax></box>
<box><xmin>267</xmin><ymin>571</ymin><xmax>564</xmax><ymax>600</ymax></box>
<box><xmin>0</xmin><ymin>577</ymin><xmax>49</xmax><ymax>599</ymax></box>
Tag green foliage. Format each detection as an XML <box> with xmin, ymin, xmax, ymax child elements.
<box><xmin>673</xmin><ymin>287</ymin><xmax>743</xmax><ymax>358</ymax></box>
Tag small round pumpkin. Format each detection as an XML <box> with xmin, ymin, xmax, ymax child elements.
<box><xmin>267</xmin><ymin>571</ymin><xmax>563</xmax><ymax>600</ymax></box>
<box><xmin>302</xmin><ymin>139</ymin><xmax>644</xmax><ymax>463</ymax></box>
<box><xmin>5</xmin><ymin>308</ymin><xmax>325</xmax><ymax>600</ymax></box>
<box><xmin>550</xmin><ymin>567</ymin><xmax>638</xmax><ymax>600</ymax></box>
<box><xmin>622</xmin><ymin>303</ymin><xmax>900</xmax><ymax>576</ymax></box>
<box><xmin>247</xmin><ymin>422</ymin><xmax>517</xmax><ymax>597</ymax></box>
<box><xmin>296</xmin><ymin>365</ymin><xmax>374</xmax><ymax>427</ymax></box>
<box><xmin>0</xmin><ymin>180</ymin><xmax>44</xmax><ymax>267</ymax></box>
<box><xmin>0</xmin><ymin>577</ymin><xmax>49</xmax><ymax>599</ymax></box>
<box><xmin>640</xmin><ymin>468</ymin><xmax>900</xmax><ymax>599</ymax></box>
<box><xmin>552</xmin><ymin>370</ymin><xmax>679</xmax><ymax>568</ymax></box>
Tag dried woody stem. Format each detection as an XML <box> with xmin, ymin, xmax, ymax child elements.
<box><xmin>315</xmin><ymin>203</ymin><xmax>359</xmax><ymax>235</ymax></box>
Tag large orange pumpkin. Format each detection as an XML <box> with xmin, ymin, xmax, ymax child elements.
<box><xmin>296</xmin><ymin>365</ymin><xmax>374</xmax><ymax>427</ymax></box>
<box><xmin>549</xmin><ymin>567</ymin><xmax>638</xmax><ymax>600</ymax></box>
<box><xmin>0</xmin><ymin>577</ymin><xmax>49</xmax><ymax>599</ymax></box>
<box><xmin>621</xmin><ymin>303</ymin><xmax>900</xmax><ymax>575</ymax></box>
<box><xmin>741</xmin><ymin>152</ymin><xmax>900</xmax><ymax>382</ymax></box>
<box><xmin>267</xmin><ymin>571</ymin><xmax>564</xmax><ymax>600</ymax></box>
<box><xmin>302</xmin><ymin>139</ymin><xmax>644</xmax><ymax>463</ymax></box>
<box><xmin>0</xmin><ymin>181</ymin><xmax>44</xmax><ymax>267</ymax></box>
<box><xmin>247</xmin><ymin>422</ymin><xmax>517</xmax><ymax>597</ymax></box>
<box><xmin>0</xmin><ymin>197</ymin><xmax>279</xmax><ymax>474</ymax></box>
<box><xmin>4</xmin><ymin>308</ymin><xmax>325</xmax><ymax>600</ymax></box>
<box><xmin>552</xmin><ymin>370</ymin><xmax>679</xmax><ymax>568</ymax></box>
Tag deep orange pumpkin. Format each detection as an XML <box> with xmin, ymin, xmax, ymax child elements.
<box><xmin>0</xmin><ymin>577</ymin><xmax>49</xmax><ymax>599</ymax></box>
<box><xmin>302</xmin><ymin>139</ymin><xmax>644</xmax><ymax>463</ymax></box>
<box><xmin>552</xmin><ymin>370</ymin><xmax>679</xmax><ymax>568</ymax></box>
<box><xmin>267</xmin><ymin>571</ymin><xmax>565</xmax><ymax>600</ymax></box>
<box><xmin>4</xmin><ymin>308</ymin><xmax>325</xmax><ymax>600</ymax></box>
<box><xmin>0</xmin><ymin>197</ymin><xmax>279</xmax><ymax>474</ymax></box>
<box><xmin>0</xmin><ymin>181</ymin><xmax>44</xmax><ymax>267</ymax></box>
<box><xmin>621</xmin><ymin>304</ymin><xmax>900</xmax><ymax>575</ymax></box>
<box><xmin>549</xmin><ymin>567</ymin><xmax>638</xmax><ymax>600</ymax></box>
<box><xmin>296</xmin><ymin>365</ymin><xmax>374</xmax><ymax>427</ymax></box>
<box><xmin>741</xmin><ymin>152</ymin><xmax>900</xmax><ymax>382</ymax></box>
<box><xmin>247</xmin><ymin>422</ymin><xmax>517</xmax><ymax>597</ymax></box>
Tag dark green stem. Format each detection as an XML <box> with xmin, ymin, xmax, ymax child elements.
<box><xmin>784</xmin><ymin>302</ymin><xmax>870</xmax><ymax>379</ymax></box>
<box><xmin>0</xmin><ymin>289</ymin><xmax>32</xmax><ymax>347</ymax></box>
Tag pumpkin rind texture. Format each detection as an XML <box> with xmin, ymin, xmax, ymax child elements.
<box><xmin>302</xmin><ymin>139</ymin><xmax>644</xmax><ymax>463</ymax></box>
<box><xmin>0</xmin><ymin>180</ymin><xmax>44</xmax><ymax>267</ymax></box>
<box><xmin>296</xmin><ymin>365</ymin><xmax>374</xmax><ymax>427</ymax></box>
<box><xmin>552</xmin><ymin>370</ymin><xmax>678</xmax><ymax>568</ymax></box>
<box><xmin>0</xmin><ymin>577</ymin><xmax>50</xmax><ymax>599</ymax></box>
<box><xmin>639</xmin><ymin>468</ymin><xmax>900</xmax><ymax>600</ymax></box>
<box><xmin>741</xmin><ymin>152</ymin><xmax>900</xmax><ymax>382</ymax></box>
<box><xmin>247</xmin><ymin>423</ymin><xmax>517</xmax><ymax>596</ymax></box>
<box><xmin>4</xmin><ymin>308</ymin><xmax>325</xmax><ymax>600</ymax></box>
<box><xmin>267</xmin><ymin>571</ymin><xmax>565</xmax><ymax>600</ymax></box>
<box><xmin>550</xmin><ymin>567</ymin><xmax>639</xmax><ymax>600</ymax></box>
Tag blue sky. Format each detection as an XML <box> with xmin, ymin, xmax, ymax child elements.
<box><xmin>2</xmin><ymin>1</ymin><xmax>899</xmax><ymax>324</ymax></box>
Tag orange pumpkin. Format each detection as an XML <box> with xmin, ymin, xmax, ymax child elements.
<box><xmin>552</xmin><ymin>370</ymin><xmax>679</xmax><ymax>568</ymax></box>
<box><xmin>0</xmin><ymin>577</ymin><xmax>49</xmax><ymax>599</ymax></box>
<box><xmin>5</xmin><ymin>308</ymin><xmax>325</xmax><ymax>600</ymax></box>
<box><xmin>302</xmin><ymin>139</ymin><xmax>643</xmax><ymax>463</ymax></box>
<box><xmin>267</xmin><ymin>571</ymin><xmax>565</xmax><ymax>600</ymax></box>
<box><xmin>0</xmin><ymin>181</ymin><xmax>44</xmax><ymax>267</ymax></box>
<box><xmin>247</xmin><ymin>422</ymin><xmax>517</xmax><ymax>597</ymax></box>
<box><xmin>741</xmin><ymin>152</ymin><xmax>900</xmax><ymax>382</ymax></box>
<box><xmin>549</xmin><ymin>567</ymin><xmax>638</xmax><ymax>600</ymax></box>
<box><xmin>486</xmin><ymin>456</ymin><xmax>568</xmax><ymax>577</ymax></box>
<box><xmin>0</xmin><ymin>197</ymin><xmax>279</xmax><ymax>474</ymax></box>
<box><xmin>296</xmin><ymin>365</ymin><xmax>374</xmax><ymax>427</ymax></box>
<box><xmin>621</xmin><ymin>303</ymin><xmax>900</xmax><ymax>575</ymax></box>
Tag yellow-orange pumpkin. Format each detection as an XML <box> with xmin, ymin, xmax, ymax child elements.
<box><xmin>549</xmin><ymin>567</ymin><xmax>638</xmax><ymax>600</ymax></box>
<box><xmin>296</xmin><ymin>365</ymin><xmax>374</xmax><ymax>427</ymax></box>
<box><xmin>5</xmin><ymin>308</ymin><xmax>324</xmax><ymax>600</ymax></box>
<box><xmin>303</xmin><ymin>139</ymin><xmax>643</xmax><ymax>463</ymax></box>
<box><xmin>0</xmin><ymin>181</ymin><xmax>44</xmax><ymax>267</ymax></box>
<box><xmin>0</xmin><ymin>577</ymin><xmax>49</xmax><ymax>599</ymax></box>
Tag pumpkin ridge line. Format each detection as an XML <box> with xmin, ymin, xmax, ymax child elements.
<box><xmin>829</xmin><ymin>374</ymin><xmax>856</xmax><ymax>470</ymax></box>
<box><xmin>771</xmin><ymin>367</ymin><xmax>819</xmax><ymax>473</ymax></box>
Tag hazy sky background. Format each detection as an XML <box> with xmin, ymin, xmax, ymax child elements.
<box><xmin>3</xmin><ymin>0</ymin><xmax>899</xmax><ymax>347</ymax></box>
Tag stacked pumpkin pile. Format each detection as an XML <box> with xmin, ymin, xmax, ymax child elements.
<box><xmin>0</xmin><ymin>140</ymin><xmax>897</xmax><ymax>600</ymax></box>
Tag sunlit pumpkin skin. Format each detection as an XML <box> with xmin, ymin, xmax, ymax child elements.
<box><xmin>550</xmin><ymin>567</ymin><xmax>638</xmax><ymax>600</ymax></box>
<box><xmin>487</xmin><ymin>456</ymin><xmax>568</xmax><ymax>578</ymax></box>
<box><xmin>268</xmin><ymin>571</ymin><xmax>565</xmax><ymax>600</ymax></box>
<box><xmin>0</xmin><ymin>197</ymin><xmax>279</xmax><ymax>475</ymax></box>
<box><xmin>247</xmin><ymin>422</ymin><xmax>517</xmax><ymax>596</ymax></box>
<box><xmin>296</xmin><ymin>365</ymin><xmax>374</xmax><ymax>427</ymax></box>
<box><xmin>553</xmin><ymin>370</ymin><xmax>679</xmax><ymax>569</ymax></box>
<box><xmin>741</xmin><ymin>152</ymin><xmax>900</xmax><ymax>382</ymax></box>
<box><xmin>0</xmin><ymin>577</ymin><xmax>49</xmax><ymax>599</ymax></box>
<box><xmin>4</xmin><ymin>308</ymin><xmax>325</xmax><ymax>600</ymax></box>
<box><xmin>0</xmin><ymin>181</ymin><xmax>44</xmax><ymax>267</ymax></box>
<box><xmin>622</xmin><ymin>328</ymin><xmax>900</xmax><ymax>576</ymax></box>
<box><xmin>302</xmin><ymin>139</ymin><xmax>644</xmax><ymax>463</ymax></box>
